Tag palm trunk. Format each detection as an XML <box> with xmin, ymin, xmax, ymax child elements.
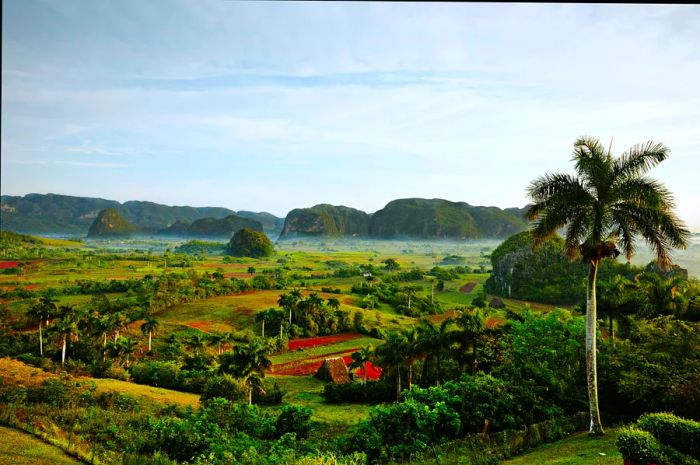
<box><xmin>261</xmin><ymin>320</ymin><xmax>265</xmax><ymax>338</ymax></box>
<box><xmin>103</xmin><ymin>334</ymin><xmax>107</xmax><ymax>361</ymax></box>
<box><xmin>363</xmin><ymin>360</ymin><xmax>367</xmax><ymax>385</ymax></box>
<box><xmin>408</xmin><ymin>362</ymin><xmax>413</xmax><ymax>390</ymax></box>
<box><xmin>61</xmin><ymin>335</ymin><xmax>67</xmax><ymax>366</ymax></box>
<box><xmin>472</xmin><ymin>339</ymin><xmax>478</xmax><ymax>374</ymax></box>
<box><xmin>289</xmin><ymin>308</ymin><xmax>292</xmax><ymax>325</ymax></box>
<box><xmin>39</xmin><ymin>320</ymin><xmax>43</xmax><ymax>356</ymax></box>
<box><xmin>586</xmin><ymin>260</ymin><xmax>605</xmax><ymax>435</ymax></box>
<box><xmin>609</xmin><ymin>314</ymin><xmax>615</xmax><ymax>343</ymax></box>
<box><xmin>148</xmin><ymin>331</ymin><xmax>152</xmax><ymax>352</ymax></box>
<box><xmin>396</xmin><ymin>367</ymin><xmax>401</xmax><ymax>402</ymax></box>
<box><xmin>248</xmin><ymin>386</ymin><xmax>253</xmax><ymax>406</ymax></box>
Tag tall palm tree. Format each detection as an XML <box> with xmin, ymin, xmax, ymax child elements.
<box><xmin>118</xmin><ymin>336</ymin><xmax>139</xmax><ymax>368</ymax></box>
<box><xmin>27</xmin><ymin>296</ymin><xmax>57</xmax><ymax>356</ymax></box>
<box><xmin>208</xmin><ymin>331</ymin><xmax>227</xmax><ymax>355</ymax></box>
<box><xmin>637</xmin><ymin>272</ymin><xmax>689</xmax><ymax>318</ymax></box>
<box><xmin>140</xmin><ymin>316</ymin><xmax>159</xmax><ymax>352</ymax></box>
<box><xmin>375</xmin><ymin>331</ymin><xmax>408</xmax><ymax>401</ymax></box>
<box><xmin>453</xmin><ymin>308</ymin><xmax>485</xmax><ymax>374</ymax></box>
<box><xmin>219</xmin><ymin>338</ymin><xmax>272</xmax><ymax>405</ymax></box>
<box><xmin>526</xmin><ymin>136</ymin><xmax>689</xmax><ymax>435</ymax></box>
<box><xmin>349</xmin><ymin>345</ymin><xmax>375</xmax><ymax>385</ymax></box>
<box><xmin>55</xmin><ymin>305</ymin><xmax>78</xmax><ymax>367</ymax></box>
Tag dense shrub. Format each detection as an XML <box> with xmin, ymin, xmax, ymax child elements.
<box><xmin>616</xmin><ymin>425</ymin><xmax>699</xmax><ymax>465</ymax></box>
<box><xmin>323</xmin><ymin>381</ymin><xmax>394</xmax><ymax>404</ymax></box>
<box><xmin>200</xmin><ymin>375</ymin><xmax>247</xmax><ymax>403</ymax></box>
<box><xmin>349</xmin><ymin>398</ymin><xmax>461</xmax><ymax>460</ymax></box>
<box><xmin>130</xmin><ymin>361</ymin><xmax>182</xmax><ymax>389</ymax></box>
<box><xmin>275</xmin><ymin>405</ymin><xmax>313</xmax><ymax>439</ymax></box>
<box><xmin>637</xmin><ymin>413</ymin><xmax>700</xmax><ymax>459</ymax></box>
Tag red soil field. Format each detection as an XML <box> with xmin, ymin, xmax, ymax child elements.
<box><xmin>0</xmin><ymin>261</ymin><xmax>19</xmax><ymax>269</ymax></box>
<box><xmin>187</xmin><ymin>321</ymin><xmax>216</xmax><ymax>332</ymax></box>
<box><xmin>288</xmin><ymin>333</ymin><xmax>360</xmax><ymax>350</ymax></box>
<box><xmin>271</xmin><ymin>352</ymin><xmax>382</xmax><ymax>380</ymax></box>
<box><xmin>270</xmin><ymin>348</ymin><xmax>359</xmax><ymax>374</ymax></box>
<box><xmin>459</xmin><ymin>282</ymin><xmax>476</xmax><ymax>293</ymax></box>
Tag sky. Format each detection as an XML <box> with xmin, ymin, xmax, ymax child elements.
<box><xmin>2</xmin><ymin>1</ymin><xmax>699</xmax><ymax>229</ymax></box>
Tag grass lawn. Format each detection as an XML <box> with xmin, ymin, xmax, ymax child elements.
<box><xmin>267</xmin><ymin>375</ymin><xmax>373</xmax><ymax>426</ymax></box>
<box><xmin>91</xmin><ymin>377</ymin><xmax>200</xmax><ymax>408</ymax></box>
<box><xmin>0</xmin><ymin>426</ymin><xmax>83</xmax><ymax>465</ymax></box>
<box><xmin>503</xmin><ymin>430</ymin><xmax>622</xmax><ymax>465</ymax></box>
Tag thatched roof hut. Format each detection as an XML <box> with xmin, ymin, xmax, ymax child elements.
<box><xmin>315</xmin><ymin>357</ymin><xmax>350</xmax><ymax>384</ymax></box>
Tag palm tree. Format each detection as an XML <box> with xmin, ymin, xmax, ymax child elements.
<box><xmin>453</xmin><ymin>308</ymin><xmax>485</xmax><ymax>373</ymax></box>
<box><xmin>55</xmin><ymin>305</ymin><xmax>78</xmax><ymax>367</ymax></box>
<box><xmin>278</xmin><ymin>290</ymin><xmax>302</xmax><ymax>325</ymax></box>
<box><xmin>416</xmin><ymin>318</ymin><xmax>455</xmax><ymax>385</ymax></box>
<box><xmin>208</xmin><ymin>331</ymin><xmax>227</xmax><ymax>355</ymax></box>
<box><xmin>637</xmin><ymin>272</ymin><xmax>689</xmax><ymax>318</ymax></box>
<box><xmin>526</xmin><ymin>136</ymin><xmax>690</xmax><ymax>435</ymax></box>
<box><xmin>186</xmin><ymin>334</ymin><xmax>206</xmax><ymax>355</ymax></box>
<box><xmin>219</xmin><ymin>338</ymin><xmax>272</xmax><ymax>405</ymax></box>
<box><xmin>349</xmin><ymin>345</ymin><xmax>374</xmax><ymax>385</ymax></box>
<box><xmin>375</xmin><ymin>331</ymin><xmax>408</xmax><ymax>401</ymax></box>
<box><xmin>598</xmin><ymin>275</ymin><xmax>634</xmax><ymax>341</ymax></box>
<box><xmin>402</xmin><ymin>285</ymin><xmax>421</xmax><ymax>312</ymax></box>
<box><xmin>27</xmin><ymin>296</ymin><xmax>57</xmax><ymax>356</ymax></box>
<box><xmin>140</xmin><ymin>316</ymin><xmax>159</xmax><ymax>352</ymax></box>
<box><xmin>117</xmin><ymin>337</ymin><xmax>139</xmax><ymax>367</ymax></box>
<box><xmin>327</xmin><ymin>297</ymin><xmax>341</xmax><ymax>311</ymax></box>
<box><xmin>402</xmin><ymin>327</ymin><xmax>421</xmax><ymax>390</ymax></box>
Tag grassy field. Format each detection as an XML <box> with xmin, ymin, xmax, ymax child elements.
<box><xmin>91</xmin><ymin>377</ymin><xmax>200</xmax><ymax>408</ymax></box>
<box><xmin>502</xmin><ymin>430</ymin><xmax>622</xmax><ymax>465</ymax></box>
<box><xmin>0</xmin><ymin>426</ymin><xmax>83</xmax><ymax>465</ymax></box>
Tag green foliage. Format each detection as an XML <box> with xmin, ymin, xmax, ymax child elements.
<box><xmin>614</xmin><ymin>427</ymin><xmax>698</xmax><ymax>465</ymax></box>
<box><xmin>601</xmin><ymin>317</ymin><xmax>700</xmax><ymax>418</ymax></box>
<box><xmin>174</xmin><ymin>240</ymin><xmax>227</xmax><ymax>255</ymax></box>
<box><xmin>163</xmin><ymin>215</ymin><xmax>262</xmax><ymax>238</ymax></box>
<box><xmin>369</xmin><ymin>198</ymin><xmax>526</xmax><ymax>239</ymax></box>
<box><xmin>200</xmin><ymin>375</ymin><xmax>248</xmax><ymax>403</ymax></box>
<box><xmin>227</xmin><ymin>228</ymin><xmax>275</xmax><ymax>258</ymax></box>
<box><xmin>637</xmin><ymin>413</ymin><xmax>700</xmax><ymax>459</ymax></box>
<box><xmin>322</xmin><ymin>381</ymin><xmax>393</xmax><ymax>404</ymax></box>
<box><xmin>275</xmin><ymin>405</ymin><xmax>313</xmax><ymax>439</ymax></box>
<box><xmin>280</xmin><ymin>204</ymin><xmax>370</xmax><ymax>238</ymax></box>
<box><xmin>87</xmin><ymin>208</ymin><xmax>137</xmax><ymax>237</ymax></box>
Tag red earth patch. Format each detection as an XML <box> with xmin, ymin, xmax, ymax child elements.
<box><xmin>187</xmin><ymin>321</ymin><xmax>215</xmax><ymax>332</ymax></box>
<box><xmin>0</xmin><ymin>261</ymin><xmax>19</xmax><ymax>269</ymax></box>
<box><xmin>459</xmin><ymin>282</ymin><xmax>476</xmax><ymax>293</ymax></box>
<box><xmin>288</xmin><ymin>333</ymin><xmax>360</xmax><ymax>350</ymax></box>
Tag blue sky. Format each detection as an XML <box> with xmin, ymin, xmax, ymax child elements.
<box><xmin>2</xmin><ymin>1</ymin><xmax>699</xmax><ymax>229</ymax></box>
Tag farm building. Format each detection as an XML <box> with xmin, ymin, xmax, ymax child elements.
<box><xmin>315</xmin><ymin>357</ymin><xmax>350</xmax><ymax>384</ymax></box>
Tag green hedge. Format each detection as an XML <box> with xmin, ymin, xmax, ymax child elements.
<box><xmin>616</xmin><ymin>425</ymin><xmax>700</xmax><ymax>465</ymax></box>
<box><xmin>637</xmin><ymin>413</ymin><xmax>700</xmax><ymax>460</ymax></box>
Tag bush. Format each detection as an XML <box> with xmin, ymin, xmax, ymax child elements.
<box><xmin>616</xmin><ymin>427</ymin><xmax>667</xmax><ymax>464</ymax></box>
<box><xmin>131</xmin><ymin>361</ymin><xmax>182</xmax><ymax>389</ymax></box>
<box><xmin>323</xmin><ymin>381</ymin><xmax>393</xmax><ymax>404</ymax></box>
<box><xmin>253</xmin><ymin>381</ymin><xmax>285</xmax><ymax>405</ymax></box>
<box><xmin>616</xmin><ymin>426</ymin><xmax>699</xmax><ymax>465</ymax></box>
<box><xmin>200</xmin><ymin>375</ymin><xmax>247</xmax><ymax>403</ymax></box>
<box><xmin>276</xmin><ymin>405</ymin><xmax>313</xmax><ymax>439</ymax></box>
<box><xmin>637</xmin><ymin>412</ymin><xmax>700</xmax><ymax>459</ymax></box>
